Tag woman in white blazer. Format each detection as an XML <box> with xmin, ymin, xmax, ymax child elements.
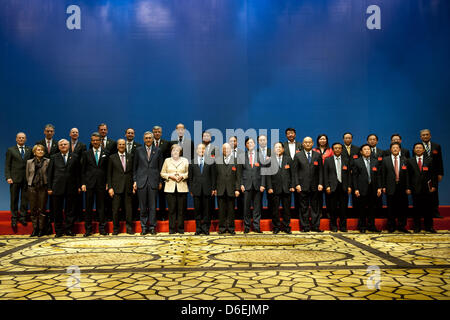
<box><xmin>160</xmin><ymin>144</ymin><xmax>189</xmax><ymax>234</ymax></box>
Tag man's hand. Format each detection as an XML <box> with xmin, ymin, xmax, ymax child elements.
<box><xmin>289</xmin><ymin>188</ymin><xmax>295</xmax><ymax>192</ymax></box>
<box><xmin>347</xmin><ymin>187</ymin><xmax>352</xmax><ymax>194</ymax></box>
<box><xmin>241</xmin><ymin>185</ymin><xmax>245</xmax><ymax>193</ymax></box>
<box><xmin>406</xmin><ymin>189</ymin><xmax>411</xmax><ymax>195</ymax></box>
<box><xmin>6</xmin><ymin>179</ymin><xmax>13</xmax><ymax>184</ymax></box>
<box><xmin>235</xmin><ymin>191</ymin><xmax>240</xmax><ymax>197</ymax></box>
<box><xmin>377</xmin><ymin>188</ymin><xmax>382</xmax><ymax>197</ymax></box>
<box><xmin>109</xmin><ymin>188</ymin><xmax>114</xmax><ymax>198</ymax></box>
<box><xmin>318</xmin><ymin>184</ymin><xmax>323</xmax><ymax>192</ymax></box>
<box><xmin>295</xmin><ymin>185</ymin><xmax>301</xmax><ymax>193</ymax></box>
<box><xmin>382</xmin><ymin>188</ymin><xmax>386</xmax><ymax>194</ymax></box>
<box><xmin>133</xmin><ymin>182</ymin><xmax>137</xmax><ymax>192</ymax></box>
<box><xmin>326</xmin><ymin>187</ymin><xmax>331</xmax><ymax>194</ymax></box>
<box><xmin>430</xmin><ymin>187</ymin><xmax>436</xmax><ymax>193</ymax></box>
<box><xmin>438</xmin><ymin>175</ymin><xmax>443</xmax><ymax>183</ymax></box>
<box><xmin>81</xmin><ymin>185</ymin><xmax>87</xmax><ymax>192</ymax></box>
<box><xmin>48</xmin><ymin>190</ymin><xmax>53</xmax><ymax>195</ymax></box>
<box><xmin>268</xmin><ymin>188</ymin><xmax>273</xmax><ymax>194</ymax></box>
<box><xmin>158</xmin><ymin>183</ymin><xmax>162</xmax><ymax>190</ymax></box>
<box><xmin>355</xmin><ymin>190</ymin><xmax>360</xmax><ymax>197</ymax></box>
<box><xmin>260</xmin><ymin>186</ymin><xmax>265</xmax><ymax>193</ymax></box>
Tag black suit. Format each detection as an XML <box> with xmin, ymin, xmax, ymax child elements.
<box><xmin>423</xmin><ymin>141</ymin><xmax>444</xmax><ymax>216</ymax></box>
<box><xmin>292</xmin><ymin>150</ymin><xmax>323</xmax><ymax>231</ymax></box>
<box><xmin>383</xmin><ymin>148</ymin><xmax>411</xmax><ymax>159</ymax></box>
<box><xmin>69</xmin><ymin>140</ymin><xmax>87</xmax><ymax>221</ymax></box>
<box><xmin>380</xmin><ymin>155</ymin><xmax>409</xmax><ymax>231</ymax></box>
<box><xmin>342</xmin><ymin>144</ymin><xmax>360</xmax><ymax>217</ymax></box>
<box><xmin>81</xmin><ymin>148</ymin><xmax>109</xmax><ymax>234</ymax></box>
<box><xmin>352</xmin><ymin>157</ymin><xmax>380</xmax><ymax>231</ymax></box>
<box><xmin>154</xmin><ymin>139</ymin><xmax>171</xmax><ymax>220</ymax></box>
<box><xmin>266</xmin><ymin>155</ymin><xmax>294</xmax><ymax>232</ymax></box>
<box><xmin>189</xmin><ymin>158</ymin><xmax>216</xmax><ymax>234</ymax></box>
<box><xmin>407</xmin><ymin>156</ymin><xmax>437</xmax><ymax>230</ymax></box>
<box><xmin>107</xmin><ymin>153</ymin><xmax>134</xmax><ymax>233</ymax></box>
<box><xmin>125</xmin><ymin>140</ymin><xmax>142</xmax><ymax>157</ymax></box>
<box><xmin>324</xmin><ymin>156</ymin><xmax>351</xmax><ymax>231</ymax></box>
<box><xmin>283</xmin><ymin>141</ymin><xmax>303</xmax><ymax>160</ymax></box>
<box><xmin>216</xmin><ymin>155</ymin><xmax>241</xmax><ymax>233</ymax></box>
<box><xmin>47</xmin><ymin>152</ymin><xmax>81</xmax><ymax>235</ymax></box>
<box><xmin>69</xmin><ymin>140</ymin><xmax>87</xmax><ymax>158</ymax></box>
<box><xmin>36</xmin><ymin>139</ymin><xmax>59</xmax><ymax>159</ymax></box>
<box><xmin>90</xmin><ymin>137</ymin><xmax>117</xmax><ymax>155</ymax></box>
<box><xmin>5</xmin><ymin>145</ymin><xmax>32</xmax><ymax>223</ymax></box>
<box><xmin>241</xmin><ymin>151</ymin><xmax>265</xmax><ymax>231</ymax></box>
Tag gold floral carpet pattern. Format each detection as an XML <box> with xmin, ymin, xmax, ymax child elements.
<box><xmin>0</xmin><ymin>231</ymin><xmax>449</xmax><ymax>300</ymax></box>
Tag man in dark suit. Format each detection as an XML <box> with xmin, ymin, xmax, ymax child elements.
<box><xmin>420</xmin><ymin>129</ymin><xmax>444</xmax><ymax>218</ymax></box>
<box><xmin>229</xmin><ymin>136</ymin><xmax>245</xmax><ymax>219</ymax></box>
<box><xmin>124</xmin><ymin>128</ymin><xmax>142</xmax><ymax>156</ymax></box>
<box><xmin>36</xmin><ymin>124</ymin><xmax>59</xmax><ymax>159</ymax></box>
<box><xmin>324</xmin><ymin>143</ymin><xmax>351</xmax><ymax>232</ymax></box>
<box><xmin>342</xmin><ymin>132</ymin><xmax>360</xmax><ymax>219</ymax></box>
<box><xmin>214</xmin><ymin>143</ymin><xmax>241</xmax><ymax>234</ymax></box>
<box><xmin>133</xmin><ymin>131</ymin><xmax>163</xmax><ymax>235</ymax></box>
<box><xmin>383</xmin><ymin>134</ymin><xmax>410</xmax><ymax>159</ymax></box>
<box><xmin>93</xmin><ymin>123</ymin><xmax>117</xmax><ymax>155</ymax></box>
<box><xmin>367</xmin><ymin>134</ymin><xmax>384</xmax><ymax>214</ymax></box>
<box><xmin>266</xmin><ymin>143</ymin><xmax>294</xmax><ymax>234</ymax></box>
<box><xmin>173</xmin><ymin>123</ymin><xmax>194</xmax><ymax>161</ymax></box>
<box><xmin>240</xmin><ymin>138</ymin><xmax>265</xmax><ymax>233</ymax></box>
<box><xmin>283</xmin><ymin>128</ymin><xmax>302</xmax><ymax>225</ymax></box>
<box><xmin>81</xmin><ymin>132</ymin><xmax>109</xmax><ymax>237</ymax></box>
<box><xmin>5</xmin><ymin>132</ymin><xmax>32</xmax><ymax>228</ymax></box>
<box><xmin>406</xmin><ymin>143</ymin><xmax>438</xmax><ymax>233</ymax></box>
<box><xmin>69</xmin><ymin>128</ymin><xmax>87</xmax><ymax>222</ymax></box>
<box><xmin>292</xmin><ymin>137</ymin><xmax>324</xmax><ymax>232</ymax></box>
<box><xmin>153</xmin><ymin>125</ymin><xmax>172</xmax><ymax>221</ymax></box>
<box><xmin>380</xmin><ymin>142</ymin><xmax>409</xmax><ymax>233</ymax></box>
<box><xmin>352</xmin><ymin>144</ymin><xmax>382</xmax><ymax>233</ymax></box>
<box><xmin>107</xmin><ymin>139</ymin><xmax>135</xmax><ymax>235</ymax></box>
<box><xmin>189</xmin><ymin>144</ymin><xmax>216</xmax><ymax>235</ymax></box>
<box><xmin>47</xmin><ymin>139</ymin><xmax>81</xmax><ymax>237</ymax></box>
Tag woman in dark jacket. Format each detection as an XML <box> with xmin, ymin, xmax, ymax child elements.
<box><xmin>26</xmin><ymin>144</ymin><xmax>50</xmax><ymax>237</ymax></box>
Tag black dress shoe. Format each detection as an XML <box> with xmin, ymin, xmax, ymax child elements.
<box><xmin>387</xmin><ymin>228</ymin><xmax>395</xmax><ymax>233</ymax></box>
<box><xmin>112</xmin><ymin>231</ymin><xmax>119</xmax><ymax>236</ymax></box>
<box><xmin>150</xmin><ymin>229</ymin><xmax>156</xmax><ymax>235</ymax></box>
<box><xmin>254</xmin><ymin>229</ymin><xmax>263</xmax><ymax>233</ymax></box>
<box><xmin>397</xmin><ymin>227</ymin><xmax>409</xmax><ymax>233</ymax></box>
<box><xmin>218</xmin><ymin>230</ymin><xmax>226</xmax><ymax>235</ymax></box>
<box><xmin>204</xmin><ymin>231</ymin><xmax>210</xmax><ymax>235</ymax></box>
<box><xmin>66</xmin><ymin>231</ymin><xmax>75</xmax><ymax>237</ymax></box>
<box><xmin>313</xmin><ymin>228</ymin><xmax>323</xmax><ymax>233</ymax></box>
<box><xmin>340</xmin><ymin>227</ymin><xmax>348</xmax><ymax>233</ymax></box>
<box><xmin>229</xmin><ymin>230</ymin><xmax>236</xmax><ymax>235</ymax></box>
<box><xmin>19</xmin><ymin>219</ymin><xmax>28</xmax><ymax>226</ymax></box>
<box><xmin>283</xmin><ymin>229</ymin><xmax>292</xmax><ymax>234</ymax></box>
<box><xmin>425</xmin><ymin>228</ymin><xmax>437</xmax><ymax>233</ymax></box>
<box><xmin>178</xmin><ymin>231</ymin><xmax>184</xmax><ymax>234</ymax></box>
<box><xmin>83</xmin><ymin>232</ymin><xmax>92</xmax><ymax>237</ymax></box>
<box><xmin>11</xmin><ymin>220</ymin><xmax>17</xmax><ymax>228</ymax></box>
<box><xmin>169</xmin><ymin>231</ymin><xmax>176</xmax><ymax>234</ymax></box>
<box><xmin>359</xmin><ymin>229</ymin><xmax>366</xmax><ymax>234</ymax></box>
<box><xmin>330</xmin><ymin>227</ymin><xmax>338</xmax><ymax>233</ymax></box>
<box><xmin>244</xmin><ymin>228</ymin><xmax>250</xmax><ymax>234</ymax></box>
<box><xmin>100</xmin><ymin>231</ymin><xmax>109</xmax><ymax>236</ymax></box>
<box><xmin>55</xmin><ymin>233</ymin><xmax>64</xmax><ymax>238</ymax></box>
<box><xmin>30</xmin><ymin>230</ymin><xmax>38</xmax><ymax>237</ymax></box>
<box><xmin>127</xmin><ymin>231</ymin><xmax>135</xmax><ymax>235</ymax></box>
<box><xmin>195</xmin><ymin>231</ymin><xmax>202</xmax><ymax>235</ymax></box>
<box><xmin>367</xmin><ymin>228</ymin><xmax>379</xmax><ymax>233</ymax></box>
<box><xmin>273</xmin><ymin>229</ymin><xmax>280</xmax><ymax>234</ymax></box>
<box><xmin>38</xmin><ymin>230</ymin><xmax>46</xmax><ymax>237</ymax></box>
<box><xmin>414</xmin><ymin>228</ymin><xmax>421</xmax><ymax>233</ymax></box>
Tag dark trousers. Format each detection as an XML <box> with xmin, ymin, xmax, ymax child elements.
<box><xmin>218</xmin><ymin>195</ymin><xmax>235</xmax><ymax>232</ymax></box>
<box><xmin>431</xmin><ymin>185</ymin><xmax>440</xmax><ymax>215</ymax></box>
<box><xmin>156</xmin><ymin>187</ymin><xmax>167</xmax><ymax>221</ymax></box>
<box><xmin>243</xmin><ymin>189</ymin><xmax>262</xmax><ymax>230</ymax></box>
<box><xmin>298</xmin><ymin>190</ymin><xmax>320</xmax><ymax>231</ymax></box>
<box><xmin>10</xmin><ymin>182</ymin><xmax>28</xmax><ymax>222</ymax></box>
<box><xmin>235</xmin><ymin>193</ymin><xmax>244</xmax><ymax>219</ymax></box>
<box><xmin>269</xmin><ymin>193</ymin><xmax>291</xmax><ymax>232</ymax></box>
<box><xmin>27</xmin><ymin>186</ymin><xmax>47</xmax><ymax>231</ymax></box>
<box><xmin>166</xmin><ymin>191</ymin><xmax>186</xmax><ymax>233</ymax></box>
<box><xmin>53</xmin><ymin>193</ymin><xmax>76</xmax><ymax>234</ymax></box>
<box><xmin>111</xmin><ymin>192</ymin><xmax>133</xmax><ymax>233</ymax></box>
<box><xmin>85</xmin><ymin>188</ymin><xmax>106</xmax><ymax>233</ymax></box>
<box><xmin>73</xmin><ymin>193</ymin><xmax>84</xmax><ymax>222</ymax></box>
<box><xmin>357</xmin><ymin>183</ymin><xmax>377</xmax><ymax>231</ymax></box>
<box><xmin>329</xmin><ymin>185</ymin><xmax>348</xmax><ymax>230</ymax></box>
<box><xmin>386</xmin><ymin>187</ymin><xmax>408</xmax><ymax>231</ymax></box>
<box><xmin>193</xmin><ymin>194</ymin><xmax>211</xmax><ymax>233</ymax></box>
<box><xmin>412</xmin><ymin>193</ymin><xmax>434</xmax><ymax>230</ymax></box>
<box><xmin>138</xmin><ymin>185</ymin><xmax>158</xmax><ymax>231</ymax></box>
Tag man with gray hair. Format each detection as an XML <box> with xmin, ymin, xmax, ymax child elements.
<box><xmin>36</xmin><ymin>124</ymin><xmax>58</xmax><ymax>158</ymax></box>
<box><xmin>133</xmin><ymin>131</ymin><xmax>163</xmax><ymax>235</ymax></box>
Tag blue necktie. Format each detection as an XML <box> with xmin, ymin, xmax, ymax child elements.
<box><xmin>95</xmin><ymin>150</ymin><xmax>99</xmax><ymax>165</ymax></box>
<box><xmin>20</xmin><ymin>147</ymin><xmax>24</xmax><ymax>159</ymax></box>
<box><xmin>199</xmin><ymin>158</ymin><xmax>204</xmax><ymax>173</ymax></box>
<box><xmin>307</xmin><ymin>152</ymin><xmax>311</xmax><ymax>164</ymax></box>
<box><xmin>365</xmin><ymin>158</ymin><xmax>371</xmax><ymax>183</ymax></box>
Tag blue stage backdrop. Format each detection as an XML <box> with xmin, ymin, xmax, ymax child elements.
<box><xmin>0</xmin><ymin>0</ymin><xmax>449</xmax><ymax>209</ymax></box>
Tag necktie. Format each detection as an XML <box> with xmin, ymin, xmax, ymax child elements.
<box><xmin>418</xmin><ymin>157</ymin><xmax>422</xmax><ymax>171</ymax></box>
<box><xmin>72</xmin><ymin>142</ymin><xmax>75</xmax><ymax>152</ymax></box>
<box><xmin>425</xmin><ymin>143</ymin><xmax>430</xmax><ymax>156</ymax></box>
<box><xmin>199</xmin><ymin>158</ymin><xmax>204</xmax><ymax>173</ymax></box>
<box><xmin>147</xmin><ymin>147</ymin><xmax>151</xmax><ymax>160</ymax></box>
<box><xmin>336</xmin><ymin>157</ymin><xmax>342</xmax><ymax>183</ymax></box>
<box><xmin>365</xmin><ymin>158</ymin><xmax>371</xmax><ymax>183</ymax></box>
<box><xmin>47</xmin><ymin>141</ymin><xmax>51</xmax><ymax>154</ymax></box>
<box><xmin>307</xmin><ymin>152</ymin><xmax>311</xmax><ymax>164</ymax></box>
<box><xmin>249</xmin><ymin>152</ymin><xmax>253</xmax><ymax>168</ymax></box>
<box><xmin>95</xmin><ymin>150</ymin><xmax>99</xmax><ymax>165</ymax></box>
<box><xmin>262</xmin><ymin>149</ymin><xmax>266</xmax><ymax>159</ymax></box>
<box><xmin>121</xmin><ymin>154</ymin><xmax>126</xmax><ymax>171</ymax></box>
<box><xmin>20</xmin><ymin>147</ymin><xmax>24</xmax><ymax>159</ymax></box>
<box><xmin>63</xmin><ymin>154</ymin><xmax>67</xmax><ymax>165</ymax></box>
<box><xmin>372</xmin><ymin>148</ymin><xmax>375</xmax><ymax>155</ymax></box>
<box><xmin>127</xmin><ymin>142</ymin><xmax>132</xmax><ymax>154</ymax></box>
<box><xmin>102</xmin><ymin>138</ymin><xmax>106</xmax><ymax>149</ymax></box>
<box><xmin>156</xmin><ymin>140</ymin><xmax>159</xmax><ymax>148</ymax></box>
<box><xmin>278</xmin><ymin>156</ymin><xmax>282</xmax><ymax>168</ymax></box>
<box><xmin>179</xmin><ymin>137</ymin><xmax>183</xmax><ymax>144</ymax></box>
<box><xmin>394</xmin><ymin>156</ymin><xmax>399</xmax><ymax>182</ymax></box>
<box><xmin>346</xmin><ymin>145</ymin><xmax>351</xmax><ymax>155</ymax></box>
<box><xmin>234</xmin><ymin>149</ymin><xmax>237</xmax><ymax>158</ymax></box>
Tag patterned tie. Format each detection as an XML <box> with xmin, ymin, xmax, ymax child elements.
<box><xmin>394</xmin><ymin>156</ymin><xmax>399</xmax><ymax>182</ymax></box>
<box><xmin>127</xmin><ymin>142</ymin><xmax>132</xmax><ymax>154</ymax></box>
<box><xmin>249</xmin><ymin>152</ymin><xmax>253</xmax><ymax>168</ymax></box>
<box><xmin>336</xmin><ymin>157</ymin><xmax>342</xmax><ymax>183</ymax></box>
<box><xmin>121</xmin><ymin>154</ymin><xmax>126</xmax><ymax>171</ymax></box>
<box><xmin>418</xmin><ymin>157</ymin><xmax>422</xmax><ymax>171</ymax></box>
<box><xmin>424</xmin><ymin>143</ymin><xmax>431</xmax><ymax>156</ymax></box>
<box><xmin>20</xmin><ymin>147</ymin><xmax>24</xmax><ymax>159</ymax></box>
<box><xmin>95</xmin><ymin>150</ymin><xmax>99</xmax><ymax>165</ymax></box>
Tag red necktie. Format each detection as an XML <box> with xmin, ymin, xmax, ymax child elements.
<box><xmin>47</xmin><ymin>141</ymin><xmax>51</xmax><ymax>153</ymax></box>
<box><xmin>249</xmin><ymin>152</ymin><xmax>253</xmax><ymax>168</ymax></box>
<box><xmin>394</xmin><ymin>156</ymin><xmax>399</xmax><ymax>181</ymax></box>
<box><xmin>418</xmin><ymin>157</ymin><xmax>422</xmax><ymax>171</ymax></box>
<box><xmin>156</xmin><ymin>141</ymin><xmax>159</xmax><ymax>148</ymax></box>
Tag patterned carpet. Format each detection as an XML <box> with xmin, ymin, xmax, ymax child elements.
<box><xmin>0</xmin><ymin>231</ymin><xmax>449</xmax><ymax>300</ymax></box>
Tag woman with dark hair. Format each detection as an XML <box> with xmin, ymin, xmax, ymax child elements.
<box><xmin>26</xmin><ymin>144</ymin><xmax>50</xmax><ymax>237</ymax></box>
<box><xmin>313</xmin><ymin>134</ymin><xmax>334</xmax><ymax>219</ymax></box>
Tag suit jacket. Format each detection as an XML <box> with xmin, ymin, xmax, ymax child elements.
<box><xmin>26</xmin><ymin>158</ymin><xmax>50</xmax><ymax>187</ymax></box>
<box><xmin>107</xmin><ymin>153</ymin><xmax>133</xmax><ymax>194</ymax></box>
<box><xmin>133</xmin><ymin>145</ymin><xmax>163</xmax><ymax>189</ymax></box>
<box><xmin>5</xmin><ymin>145</ymin><xmax>32</xmax><ymax>183</ymax></box>
<box><xmin>172</xmin><ymin>138</ymin><xmax>195</xmax><ymax>161</ymax></box>
<box><xmin>188</xmin><ymin>159</ymin><xmax>216</xmax><ymax>196</ymax></box>
<box><xmin>283</xmin><ymin>141</ymin><xmax>303</xmax><ymax>160</ymax></box>
<box><xmin>81</xmin><ymin>148</ymin><xmax>109</xmax><ymax>189</ymax></box>
<box><xmin>423</xmin><ymin>141</ymin><xmax>444</xmax><ymax>176</ymax></box>
<box><xmin>383</xmin><ymin>148</ymin><xmax>411</xmax><ymax>159</ymax></box>
<box><xmin>125</xmin><ymin>140</ymin><xmax>142</xmax><ymax>157</ymax></box>
<box><xmin>153</xmin><ymin>139</ymin><xmax>171</xmax><ymax>159</ymax></box>
<box><xmin>47</xmin><ymin>153</ymin><xmax>81</xmax><ymax>195</ymax></box>
<box><xmin>379</xmin><ymin>155</ymin><xmax>409</xmax><ymax>195</ymax></box>
<box><xmin>292</xmin><ymin>150</ymin><xmax>323</xmax><ymax>192</ymax></box>
<box><xmin>160</xmin><ymin>157</ymin><xmax>189</xmax><ymax>193</ymax></box>
<box><xmin>69</xmin><ymin>140</ymin><xmax>87</xmax><ymax>159</ymax></box>
<box><xmin>323</xmin><ymin>156</ymin><xmax>351</xmax><ymax>193</ymax></box>
<box><xmin>215</xmin><ymin>155</ymin><xmax>241</xmax><ymax>197</ymax></box>
<box><xmin>266</xmin><ymin>155</ymin><xmax>294</xmax><ymax>194</ymax></box>
<box><xmin>352</xmin><ymin>157</ymin><xmax>379</xmax><ymax>196</ymax></box>
<box><xmin>36</xmin><ymin>139</ymin><xmax>59</xmax><ymax>159</ymax></box>
<box><xmin>342</xmin><ymin>144</ymin><xmax>360</xmax><ymax>167</ymax></box>
<box><xmin>257</xmin><ymin>147</ymin><xmax>272</xmax><ymax>166</ymax></box>
<box><xmin>406</xmin><ymin>156</ymin><xmax>437</xmax><ymax>194</ymax></box>
<box><xmin>240</xmin><ymin>151</ymin><xmax>265</xmax><ymax>190</ymax></box>
<box><xmin>91</xmin><ymin>137</ymin><xmax>117</xmax><ymax>155</ymax></box>
<box><xmin>370</xmin><ymin>147</ymin><xmax>385</xmax><ymax>163</ymax></box>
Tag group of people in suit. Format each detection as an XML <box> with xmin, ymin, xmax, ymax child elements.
<box><xmin>4</xmin><ymin>123</ymin><xmax>444</xmax><ymax>237</ymax></box>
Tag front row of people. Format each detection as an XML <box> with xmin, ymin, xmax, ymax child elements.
<box><xmin>23</xmin><ymin>132</ymin><xmax>438</xmax><ymax>237</ymax></box>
